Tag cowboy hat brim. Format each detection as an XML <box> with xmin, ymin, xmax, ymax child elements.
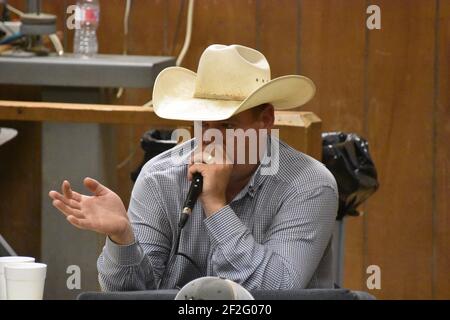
<box><xmin>152</xmin><ymin>67</ymin><xmax>316</xmax><ymax>121</ymax></box>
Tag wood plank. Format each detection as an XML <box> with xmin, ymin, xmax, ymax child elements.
<box><xmin>365</xmin><ymin>1</ymin><xmax>435</xmax><ymax>299</ymax></box>
<box><xmin>258</xmin><ymin>0</ymin><xmax>299</xmax><ymax>77</ymax></box>
<box><xmin>97</xmin><ymin>0</ymin><xmax>126</xmax><ymax>54</ymax></box>
<box><xmin>299</xmin><ymin>0</ymin><xmax>368</xmax><ymax>291</ymax></box>
<box><xmin>168</xmin><ymin>0</ymin><xmax>188</xmax><ymax>57</ymax></box>
<box><xmin>180</xmin><ymin>0</ymin><xmax>258</xmax><ymax>71</ymax></box>
<box><xmin>0</xmin><ymin>100</ymin><xmax>318</xmax><ymax>127</ymax></box>
<box><xmin>0</xmin><ymin>100</ymin><xmax>190</xmax><ymax>126</ymax></box>
<box><xmin>435</xmin><ymin>0</ymin><xmax>450</xmax><ymax>300</ymax></box>
<box><xmin>127</xmin><ymin>0</ymin><xmax>167</xmax><ymax>55</ymax></box>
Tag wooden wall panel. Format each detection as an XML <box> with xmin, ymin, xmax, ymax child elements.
<box><xmin>365</xmin><ymin>1</ymin><xmax>436</xmax><ymax>299</ymax></box>
<box><xmin>167</xmin><ymin>0</ymin><xmax>187</xmax><ymax>57</ymax></box>
<box><xmin>299</xmin><ymin>0</ymin><xmax>368</xmax><ymax>291</ymax></box>
<box><xmin>127</xmin><ymin>0</ymin><xmax>167</xmax><ymax>56</ymax></box>
<box><xmin>181</xmin><ymin>0</ymin><xmax>258</xmax><ymax>71</ymax></box>
<box><xmin>97</xmin><ymin>0</ymin><xmax>125</xmax><ymax>54</ymax></box>
<box><xmin>258</xmin><ymin>0</ymin><xmax>299</xmax><ymax>77</ymax></box>
<box><xmin>435</xmin><ymin>0</ymin><xmax>450</xmax><ymax>300</ymax></box>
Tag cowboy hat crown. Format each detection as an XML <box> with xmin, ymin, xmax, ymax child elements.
<box><xmin>194</xmin><ymin>44</ymin><xmax>270</xmax><ymax>101</ymax></box>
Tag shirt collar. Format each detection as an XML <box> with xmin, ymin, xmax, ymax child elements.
<box><xmin>233</xmin><ymin>134</ymin><xmax>274</xmax><ymax>200</ymax></box>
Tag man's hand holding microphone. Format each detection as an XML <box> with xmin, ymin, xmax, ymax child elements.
<box><xmin>188</xmin><ymin>148</ymin><xmax>233</xmax><ymax>217</ymax></box>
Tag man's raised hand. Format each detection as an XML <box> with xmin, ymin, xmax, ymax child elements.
<box><xmin>48</xmin><ymin>178</ymin><xmax>134</xmax><ymax>245</ymax></box>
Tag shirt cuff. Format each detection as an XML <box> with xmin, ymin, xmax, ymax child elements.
<box><xmin>104</xmin><ymin>236</ymin><xmax>144</xmax><ymax>266</ymax></box>
<box><xmin>203</xmin><ymin>205</ymin><xmax>247</xmax><ymax>246</ymax></box>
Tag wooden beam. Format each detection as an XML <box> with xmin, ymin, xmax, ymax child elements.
<box><xmin>0</xmin><ymin>100</ymin><xmax>189</xmax><ymax>126</ymax></box>
<box><xmin>0</xmin><ymin>100</ymin><xmax>320</xmax><ymax>129</ymax></box>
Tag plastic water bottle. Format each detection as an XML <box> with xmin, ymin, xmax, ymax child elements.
<box><xmin>73</xmin><ymin>0</ymin><xmax>100</xmax><ymax>57</ymax></box>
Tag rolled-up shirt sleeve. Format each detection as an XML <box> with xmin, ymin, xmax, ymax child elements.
<box><xmin>97</xmin><ymin>172</ymin><xmax>172</xmax><ymax>291</ymax></box>
<box><xmin>203</xmin><ymin>184</ymin><xmax>338</xmax><ymax>290</ymax></box>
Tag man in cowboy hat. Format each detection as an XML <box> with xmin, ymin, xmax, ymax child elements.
<box><xmin>49</xmin><ymin>44</ymin><xmax>338</xmax><ymax>291</ymax></box>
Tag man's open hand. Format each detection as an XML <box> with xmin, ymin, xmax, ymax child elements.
<box><xmin>48</xmin><ymin>178</ymin><xmax>134</xmax><ymax>245</ymax></box>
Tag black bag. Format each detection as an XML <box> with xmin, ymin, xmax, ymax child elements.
<box><xmin>321</xmin><ymin>132</ymin><xmax>379</xmax><ymax>220</ymax></box>
<box><xmin>130</xmin><ymin>130</ymin><xmax>176</xmax><ymax>182</ymax></box>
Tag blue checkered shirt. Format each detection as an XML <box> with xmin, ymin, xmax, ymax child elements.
<box><xmin>97</xmin><ymin>136</ymin><xmax>338</xmax><ymax>291</ymax></box>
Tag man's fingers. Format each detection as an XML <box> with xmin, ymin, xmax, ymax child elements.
<box><xmin>84</xmin><ymin>177</ymin><xmax>108</xmax><ymax>196</ymax></box>
<box><xmin>57</xmin><ymin>180</ymin><xmax>83</xmax><ymax>201</ymax></box>
<box><xmin>188</xmin><ymin>163</ymin><xmax>206</xmax><ymax>181</ymax></box>
<box><xmin>66</xmin><ymin>215</ymin><xmax>93</xmax><ymax>231</ymax></box>
<box><xmin>49</xmin><ymin>191</ymin><xmax>81</xmax><ymax>210</ymax></box>
<box><xmin>62</xmin><ymin>180</ymin><xmax>73</xmax><ymax>199</ymax></box>
<box><xmin>70</xmin><ymin>190</ymin><xmax>82</xmax><ymax>202</ymax></box>
<box><xmin>190</xmin><ymin>148</ymin><xmax>231</xmax><ymax>165</ymax></box>
<box><xmin>52</xmin><ymin>199</ymin><xmax>84</xmax><ymax>219</ymax></box>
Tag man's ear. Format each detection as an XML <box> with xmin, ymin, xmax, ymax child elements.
<box><xmin>259</xmin><ymin>104</ymin><xmax>275</xmax><ymax>129</ymax></box>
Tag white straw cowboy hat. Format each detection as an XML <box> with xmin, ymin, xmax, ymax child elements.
<box><xmin>152</xmin><ymin>44</ymin><xmax>316</xmax><ymax>121</ymax></box>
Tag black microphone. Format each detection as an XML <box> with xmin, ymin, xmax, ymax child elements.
<box><xmin>179</xmin><ymin>172</ymin><xmax>203</xmax><ymax>229</ymax></box>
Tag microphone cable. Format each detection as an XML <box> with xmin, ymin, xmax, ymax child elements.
<box><xmin>159</xmin><ymin>173</ymin><xmax>203</xmax><ymax>288</ymax></box>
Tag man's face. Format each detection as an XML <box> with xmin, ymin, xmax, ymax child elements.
<box><xmin>196</xmin><ymin>104</ymin><xmax>275</xmax><ymax>167</ymax></box>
